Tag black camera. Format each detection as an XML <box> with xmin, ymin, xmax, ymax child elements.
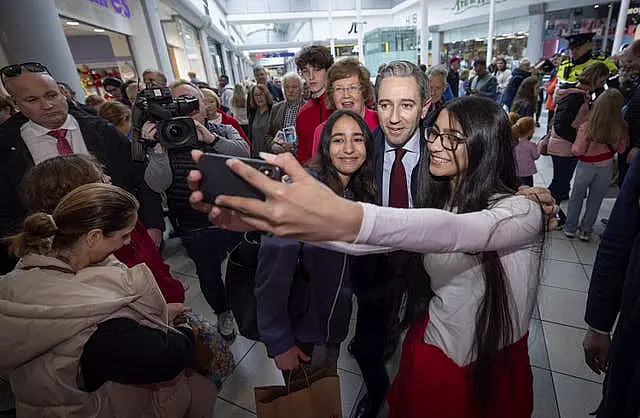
<box><xmin>135</xmin><ymin>86</ymin><xmax>200</xmax><ymax>149</ymax></box>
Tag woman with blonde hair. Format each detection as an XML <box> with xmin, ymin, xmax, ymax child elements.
<box><xmin>564</xmin><ymin>89</ymin><xmax>628</xmax><ymax>241</ymax></box>
<box><xmin>230</xmin><ymin>84</ymin><xmax>249</xmax><ymax>135</ymax></box>
<box><xmin>248</xmin><ymin>84</ymin><xmax>273</xmax><ymax>156</ymax></box>
<box><xmin>0</xmin><ymin>183</ymin><xmax>216</xmax><ymax>417</ymax></box>
<box><xmin>201</xmin><ymin>87</ymin><xmax>250</xmax><ymax>144</ymax></box>
<box><xmin>98</xmin><ymin>100</ymin><xmax>132</xmax><ymax>137</ymax></box>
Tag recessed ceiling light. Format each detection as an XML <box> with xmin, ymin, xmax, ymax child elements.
<box><xmin>594</xmin><ymin>4</ymin><xmax>600</xmax><ymax>7</ymax></box>
<box><xmin>93</xmin><ymin>28</ymin><xmax>105</xmax><ymax>32</ymax></box>
<box><xmin>66</xmin><ymin>21</ymin><xmax>80</xmax><ymax>26</ymax></box>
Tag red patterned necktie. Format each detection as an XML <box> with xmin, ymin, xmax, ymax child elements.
<box><xmin>47</xmin><ymin>129</ymin><xmax>72</xmax><ymax>156</ymax></box>
<box><xmin>389</xmin><ymin>148</ymin><xmax>409</xmax><ymax>208</ymax></box>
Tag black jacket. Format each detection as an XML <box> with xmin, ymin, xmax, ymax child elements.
<box><xmin>585</xmin><ymin>153</ymin><xmax>640</xmax><ymax>418</ymax></box>
<box><xmin>502</xmin><ymin>68</ymin><xmax>532</xmax><ymax>108</ymax></box>
<box><xmin>553</xmin><ymin>87</ymin><xmax>589</xmax><ymax>143</ymax></box>
<box><xmin>447</xmin><ymin>70</ymin><xmax>460</xmax><ymax>98</ymax></box>
<box><xmin>0</xmin><ymin>109</ymin><xmax>150</xmax><ymax>273</ymax></box>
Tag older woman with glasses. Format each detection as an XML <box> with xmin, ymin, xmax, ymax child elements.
<box><xmin>311</xmin><ymin>57</ymin><xmax>378</xmax><ymax>159</ymax></box>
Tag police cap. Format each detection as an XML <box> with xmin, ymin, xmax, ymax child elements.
<box><xmin>564</xmin><ymin>32</ymin><xmax>596</xmax><ymax>49</ymax></box>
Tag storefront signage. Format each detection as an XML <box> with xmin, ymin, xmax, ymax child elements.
<box><xmin>88</xmin><ymin>0</ymin><xmax>131</xmax><ymax>19</ymax></box>
<box><xmin>451</xmin><ymin>0</ymin><xmax>506</xmax><ymax>15</ymax></box>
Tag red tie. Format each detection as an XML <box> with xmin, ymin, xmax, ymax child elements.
<box><xmin>47</xmin><ymin>129</ymin><xmax>72</xmax><ymax>156</ymax></box>
<box><xmin>389</xmin><ymin>148</ymin><xmax>409</xmax><ymax>208</ymax></box>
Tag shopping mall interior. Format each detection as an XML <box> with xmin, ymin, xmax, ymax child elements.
<box><xmin>1</xmin><ymin>0</ymin><xmax>639</xmax><ymax>417</ymax></box>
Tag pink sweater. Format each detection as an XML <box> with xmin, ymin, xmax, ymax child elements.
<box><xmin>514</xmin><ymin>140</ymin><xmax>540</xmax><ymax>177</ymax></box>
<box><xmin>572</xmin><ymin>122</ymin><xmax>629</xmax><ymax>167</ymax></box>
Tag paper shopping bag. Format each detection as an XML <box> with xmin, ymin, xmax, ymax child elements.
<box><xmin>255</xmin><ymin>374</ymin><xmax>342</xmax><ymax>418</ymax></box>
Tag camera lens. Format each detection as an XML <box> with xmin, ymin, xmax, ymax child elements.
<box><xmin>168</xmin><ymin>124</ymin><xmax>185</xmax><ymax>138</ymax></box>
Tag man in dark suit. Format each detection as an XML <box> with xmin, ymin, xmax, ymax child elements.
<box><xmin>0</xmin><ymin>63</ymin><xmax>157</xmax><ymax>273</ymax></box>
<box><xmin>350</xmin><ymin>60</ymin><xmax>430</xmax><ymax>418</ymax></box>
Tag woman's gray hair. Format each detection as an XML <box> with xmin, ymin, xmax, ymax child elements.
<box><xmin>374</xmin><ymin>60</ymin><xmax>429</xmax><ymax>105</ymax></box>
<box><xmin>428</xmin><ymin>65</ymin><xmax>448</xmax><ymax>82</ymax></box>
<box><xmin>281</xmin><ymin>72</ymin><xmax>304</xmax><ymax>92</ymax></box>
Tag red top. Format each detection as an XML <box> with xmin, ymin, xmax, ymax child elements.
<box><xmin>218</xmin><ymin>109</ymin><xmax>251</xmax><ymax>150</ymax></box>
<box><xmin>311</xmin><ymin>108</ymin><xmax>379</xmax><ymax>158</ymax></box>
<box><xmin>295</xmin><ymin>93</ymin><xmax>333</xmax><ymax>164</ymax></box>
<box><xmin>114</xmin><ymin>220</ymin><xmax>185</xmax><ymax>303</ymax></box>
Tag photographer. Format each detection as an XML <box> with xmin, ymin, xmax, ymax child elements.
<box><xmin>141</xmin><ymin>80</ymin><xmax>249</xmax><ymax>341</ymax></box>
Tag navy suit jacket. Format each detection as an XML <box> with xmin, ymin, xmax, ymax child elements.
<box><xmin>372</xmin><ymin>124</ymin><xmax>424</xmax><ymax>206</ymax></box>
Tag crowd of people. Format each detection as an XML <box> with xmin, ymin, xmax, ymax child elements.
<box><xmin>0</xmin><ymin>29</ymin><xmax>640</xmax><ymax>418</ymax></box>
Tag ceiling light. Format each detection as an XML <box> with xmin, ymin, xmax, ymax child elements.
<box><xmin>594</xmin><ymin>4</ymin><xmax>600</xmax><ymax>7</ymax></box>
<box><xmin>185</xmin><ymin>34</ymin><xmax>191</xmax><ymax>39</ymax></box>
<box><xmin>93</xmin><ymin>28</ymin><xmax>105</xmax><ymax>32</ymax></box>
<box><xmin>66</xmin><ymin>21</ymin><xmax>80</xmax><ymax>26</ymax></box>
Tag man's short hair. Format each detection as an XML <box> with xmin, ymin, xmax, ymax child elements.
<box><xmin>295</xmin><ymin>45</ymin><xmax>334</xmax><ymax>72</ymax></box>
<box><xmin>325</xmin><ymin>57</ymin><xmax>373</xmax><ymax>110</ymax></box>
<box><xmin>253</xmin><ymin>66</ymin><xmax>266</xmax><ymax>74</ymax></box>
<box><xmin>220</xmin><ymin>75</ymin><xmax>229</xmax><ymax>81</ymax></box>
<box><xmin>374</xmin><ymin>60</ymin><xmax>429</xmax><ymax>106</ymax></box>
<box><xmin>473</xmin><ymin>57</ymin><xmax>487</xmax><ymax>67</ymax></box>
<box><xmin>102</xmin><ymin>77</ymin><xmax>123</xmax><ymax>88</ymax></box>
<box><xmin>428</xmin><ymin>65</ymin><xmax>448</xmax><ymax>82</ymax></box>
<box><xmin>169</xmin><ymin>79</ymin><xmax>203</xmax><ymax>97</ymax></box>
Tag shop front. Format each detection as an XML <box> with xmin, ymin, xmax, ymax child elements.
<box><xmin>543</xmin><ymin>2</ymin><xmax>640</xmax><ymax>58</ymax></box>
<box><xmin>54</xmin><ymin>0</ymin><xmax>152</xmax><ymax>98</ymax></box>
<box><xmin>157</xmin><ymin>0</ymin><xmax>208</xmax><ymax>84</ymax></box>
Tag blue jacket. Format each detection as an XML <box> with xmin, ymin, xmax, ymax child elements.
<box><xmin>255</xmin><ymin>172</ymin><xmax>354</xmax><ymax>357</ymax></box>
<box><xmin>585</xmin><ymin>153</ymin><xmax>640</xmax><ymax>417</ymax></box>
<box><xmin>502</xmin><ymin>68</ymin><xmax>532</xmax><ymax>108</ymax></box>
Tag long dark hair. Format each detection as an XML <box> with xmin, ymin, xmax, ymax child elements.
<box><xmin>511</xmin><ymin>76</ymin><xmax>539</xmax><ymax>112</ymax></box>
<box><xmin>307</xmin><ymin>110</ymin><xmax>378</xmax><ymax>203</ymax></box>
<box><xmin>415</xmin><ymin>96</ymin><xmax>545</xmax><ymax>412</ymax></box>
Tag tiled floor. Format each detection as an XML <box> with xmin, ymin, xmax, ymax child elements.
<box><xmin>163</xmin><ymin>121</ymin><xmax>614</xmax><ymax>417</ymax></box>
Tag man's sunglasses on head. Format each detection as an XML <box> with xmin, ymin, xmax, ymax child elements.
<box><xmin>0</xmin><ymin>62</ymin><xmax>50</xmax><ymax>86</ymax></box>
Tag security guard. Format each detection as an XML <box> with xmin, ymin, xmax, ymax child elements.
<box><xmin>557</xmin><ymin>32</ymin><xmax>617</xmax><ymax>86</ymax></box>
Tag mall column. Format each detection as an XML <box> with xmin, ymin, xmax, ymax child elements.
<box><xmin>613</xmin><ymin>0</ymin><xmax>631</xmax><ymax>54</ymax></box>
<box><xmin>0</xmin><ymin>0</ymin><xmax>84</xmax><ymax>101</ymax></box>
<box><xmin>420</xmin><ymin>0</ymin><xmax>429</xmax><ymax>66</ymax></box>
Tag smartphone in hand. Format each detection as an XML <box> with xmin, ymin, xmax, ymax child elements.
<box><xmin>197</xmin><ymin>153</ymin><xmax>283</xmax><ymax>202</ymax></box>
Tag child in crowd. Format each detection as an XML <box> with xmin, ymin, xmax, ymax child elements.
<box><xmin>564</xmin><ymin>89</ymin><xmax>629</xmax><ymax>241</ymax></box>
<box><xmin>512</xmin><ymin>116</ymin><xmax>540</xmax><ymax>187</ymax></box>
<box><xmin>510</xmin><ymin>76</ymin><xmax>540</xmax><ymax>118</ymax></box>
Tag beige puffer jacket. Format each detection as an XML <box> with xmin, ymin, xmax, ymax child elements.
<box><xmin>0</xmin><ymin>254</ymin><xmax>216</xmax><ymax>417</ymax></box>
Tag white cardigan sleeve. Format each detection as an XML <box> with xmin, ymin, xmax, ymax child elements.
<box><xmin>314</xmin><ymin>196</ymin><xmax>543</xmax><ymax>256</ymax></box>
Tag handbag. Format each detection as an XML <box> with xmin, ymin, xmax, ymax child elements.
<box><xmin>255</xmin><ymin>373</ymin><xmax>342</xmax><ymax>418</ymax></box>
<box><xmin>181</xmin><ymin>311</ymin><xmax>235</xmax><ymax>389</ymax></box>
<box><xmin>225</xmin><ymin>234</ymin><xmax>308</xmax><ymax>341</ymax></box>
<box><xmin>538</xmin><ymin>135</ymin><xmax>550</xmax><ymax>156</ymax></box>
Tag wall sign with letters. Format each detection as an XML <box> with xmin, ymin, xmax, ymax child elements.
<box><xmin>451</xmin><ymin>0</ymin><xmax>506</xmax><ymax>15</ymax></box>
<box><xmin>88</xmin><ymin>0</ymin><xmax>131</xmax><ymax>19</ymax></box>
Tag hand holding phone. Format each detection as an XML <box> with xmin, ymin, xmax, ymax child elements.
<box><xmin>197</xmin><ymin>153</ymin><xmax>283</xmax><ymax>202</ymax></box>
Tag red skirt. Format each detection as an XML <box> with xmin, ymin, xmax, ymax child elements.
<box><xmin>387</xmin><ymin>315</ymin><xmax>533</xmax><ymax>418</ymax></box>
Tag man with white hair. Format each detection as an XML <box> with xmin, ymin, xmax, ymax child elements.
<box><xmin>265</xmin><ymin>72</ymin><xmax>305</xmax><ymax>153</ymax></box>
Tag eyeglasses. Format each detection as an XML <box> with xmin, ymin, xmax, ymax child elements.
<box><xmin>425</xmin><ymin>127</ymin><xmax>467</xmax><ymax>151</ymax></box>
<box><xmin>333</xmin><ymin>85</ymin><xmax>362</xmax><ymax>95</ymax></box>
<box><xmin>0</xmin><ymin>62</ymin><xmax>50</xmax><ymax>86</ymax></box>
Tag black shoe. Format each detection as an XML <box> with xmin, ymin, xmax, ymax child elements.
<box><xmin>352</xmin><ymin>394</ymin><xmax>374</xmax><ymax>418</ymax></box>
<box><xmin>536</xmin><ymin>122</ymin><xmax>541</xmax><ymax>127</ymax></box>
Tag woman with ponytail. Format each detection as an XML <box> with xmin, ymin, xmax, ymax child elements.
<box><xmin>0</xmin><ymin>183</ymin><xmax>216</xmax><ymax>417</ymax></box>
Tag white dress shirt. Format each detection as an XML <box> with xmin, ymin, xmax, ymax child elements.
<box><xmin>382</xmin><ymin>129</ymin><xmax>421</xmax><ymax>208</ymax></box>
<box><xmin>20</xmin><ymin>114</ymin><xmax>89</xmax><ymax>164</ymax></box>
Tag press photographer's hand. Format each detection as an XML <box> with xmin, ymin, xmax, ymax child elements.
<box><xmin>141</xmin><ymin>121</ymin><xmax>157</xmax><ymax>141</ymax></box>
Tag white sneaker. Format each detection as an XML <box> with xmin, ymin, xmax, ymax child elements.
<box><xmin>217</xmin><ymin>311</ymin><xmax>237</xmax><ymax>342</ymax></box>
<box><xmin>563</xmin><ymin>229</ymin><xmax>576</xmax><ymax>239</ymax></box>
<box><xmin>579</xmin><ymin>231</ymin><xmax>591</xmax><ymax>242</ymax></box>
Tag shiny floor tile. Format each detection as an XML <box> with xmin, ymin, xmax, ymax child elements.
<box><xmin>542</xmin><ymin>322</ymin><xmax>604</xmax><ymax>384</ymax></box>
<box><xmin>538</xmin><ymin>285</ymin><xmax>588</xmax><ymax>329</ymax></box>
<box><xmin>213</xmin><ymin>398</ymin><xmax>255</xmax><ymax>418</ymax></box>
<box><xmin>553</xmin><ymin>372</ymin><xmax>602</xmax><ymax>418</ymax></box>
<box><xmin>532</xmin><ymin>367</ymin><xmax>560</xmax><ymax>418</ymax></box>
<box><xmin>547</xmin><ymin>238</ymin><xmax>580</xmax><ymax>264</ymax></box>
<box><xmin>528</xmin><ymin>319</ymin><xmax>550</xmax><ymax>369</ymax></box>
<box><xmin>541</xmin><ymin>259</ymin><xmax>589</xmax><ymax>292</ymax></box>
